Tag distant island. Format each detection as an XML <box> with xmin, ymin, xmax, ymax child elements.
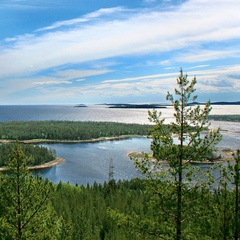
<box><xmin>102</xmin><ymin>101</ymin><xmax>240</xmax><ymax>108</ymax></box>
<box><xmin>74</xmin><ymin>104</ymin><xmax>87</xmax><ymax>107</ymax></box>
<box><xmin>106</xmin><ymin>104</ymin><xmax>167</xmax><ymax>109</ymax></box>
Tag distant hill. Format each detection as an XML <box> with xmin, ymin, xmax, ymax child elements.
<box><xmin>189</xmin><ymin>101</ymin><xmax>240</xmax><ymax>106</ymax></box>
<box><xmin>101</xmin><ymin>101</ymin><xmax>240</xmax><ymax>108</ymax></box>
<box><xmin>210</xmin><ymin>101</ymin><xmax>240</xmax><ymax>105</ymax></box>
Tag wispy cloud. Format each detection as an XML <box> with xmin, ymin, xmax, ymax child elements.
<box><xmin>102</xmin><ymin>72</ymin><xmax>177</xmax><ymax>83</ymax></box>
<box><xmin>176</xmin><ymin>49</ymin><xmax>239</xmax><ymax>63</ymax></box>
<box><xmin>1</xmin><ymin>1</ymin><xmax>240</xmax><ymax>78</ymax></box>
<box><xmin>36</xmin><ymin>7</ymin><xmax>126</xmax><ymax>32</ymax></box>
<box><xmin>33</xmin><ymin>80</ymin><xmax>72</xmax><ymax>86</ymax></box>
<box><xmin>1</xmin><ymin>0</ymin><xmax>53</xmax><ymax>9</ymax></box>
<box><xmin>0</xmin><ymin>0</ymin><xmax>240</xmax><ymax>103</ymax></box>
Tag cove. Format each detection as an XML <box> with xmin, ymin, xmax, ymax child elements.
<box><xmin>33</xmin><ymin>137</ymin><xmax>152</xmax><ymax>186</ymax></box>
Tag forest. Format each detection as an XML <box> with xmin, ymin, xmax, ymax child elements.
<box><xmin>0</xmin><ymin>121</ymin><xmax>151</xmax><ymax>141</ymax></box>
<box><xmin>1</xmin><ymin>147</ymin><xmax>240</xmax><ymax>239</ymax></box>
<box><xmin>0</xmin><ymin>143</ymin><xmax>56</xmax><ymax>167</ymax></box>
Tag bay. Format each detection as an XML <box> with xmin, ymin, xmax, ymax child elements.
<box><xmin>35</xmin><ymin>138</ymin><xmax>152</xmax><ymax>185</ymax></box>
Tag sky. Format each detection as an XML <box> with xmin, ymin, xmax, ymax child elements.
<box><xmin>0</xmin><ymin>0</ymin><xmax>240</xmax><ymax>105</ymax></box>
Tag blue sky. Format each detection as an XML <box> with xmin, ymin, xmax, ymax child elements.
<box><xmin>0</xmin><ymin>0</ymin><xmax>240</xmax><ymax>104</ymax></box>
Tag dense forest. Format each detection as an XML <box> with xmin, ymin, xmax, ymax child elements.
<box><xmin>0</xmin><ymin>121</ymin><xmax>151</xmax><ymax>141</ymax></box>
<box><xmin>51</xmin><ymin>172</ymin><xmax>240</xmax><ymax>240</ymax></box>
<box><xmin>0</xmin><ymin>116</ymin><xmax>238</xmax><ymax>142</ymax></box>
<box><xmin>0</xmin><ymin>143</ymin><xmax>56</xmax><ymax>167</ymax></box>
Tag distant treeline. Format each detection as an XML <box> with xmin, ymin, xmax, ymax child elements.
<box><xmin>0</xmin><ymin>121</ymin><xmax>152</xmax><ymax>141</ymax></box>
<box><xmin>0</xmin><ymin>143</ymin><xmax>56</xmax><ymax>167</ymax></box>
<box><xmin>209</xmin><ymin>115</ymin><xmax>240</xmax><ymax>122</ymax></box>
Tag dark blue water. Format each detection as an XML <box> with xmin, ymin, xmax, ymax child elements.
<box><xmin>34</xmin><ymin>138</ymin><xmax>152</xmax><ymax>185</ymax></box>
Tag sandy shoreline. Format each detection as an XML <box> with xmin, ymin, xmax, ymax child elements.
<box><xmin>0</xmin><ymin>157</ymin><xmax>64</xmax><ymax>172</ymax></box>
<box><xmin>128</xmin><ymin>150</ymin><xmax>234</xmax><ymax>165</ymax></box>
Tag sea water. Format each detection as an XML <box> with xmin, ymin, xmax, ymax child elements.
<box><xmin>0</xmin><ymin>104</ymin><xmax>239</xmax><ymax>185</ymax></box>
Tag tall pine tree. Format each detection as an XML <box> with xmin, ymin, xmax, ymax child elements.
<box><xmin>0</xmin><ymin>141</ymin><xmax>62</xmax><ymax>239</ymax></box>
<box><xmin>132</xmin><ymin>69</ymin><xmax>222</xmax><ymax>239</ymax></box>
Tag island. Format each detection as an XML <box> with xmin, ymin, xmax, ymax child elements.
<box><xmin>74</xmin><ymin>104</ymin><xmax>87</xmax><ymax>107</ymax></box>
<box><xmin>106</xmin><ymin>103</ymin><xmax>167</xmax><ymax>108</ymax></box>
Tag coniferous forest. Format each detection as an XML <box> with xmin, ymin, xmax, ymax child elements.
<box><xmin>0</xmin><ymin>70</ymin><xmax>240</xmax><ymax>239</ymax></box>
<box><xmin>0</xmin><ymin>121</ymin><xmax>151</xmax><ymax>141</ymax></box>
<box><xmin>0</xmin><ymin>143</ymin><xmax>56</xmax><ymax>167</ymax></box>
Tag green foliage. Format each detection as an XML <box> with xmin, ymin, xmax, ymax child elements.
<box><xmin>0</xmin><ymin>143</ymin><xmax>56</xmax><ymax>167</ymax></box>
<box><xmin>0</xmin><ymin>121</ymin><xmax>151</xmax><ymax>141</ymax></box>
<box><xmin>218</xmin><ymin>149</ymin><xmax>240</xmax><ymax>239</ymax></box>
<box><xmin>0</xmin><ymin>152</ymin><xmax>238</xmax><ymax>240</ymax></box>
<box><xmin>0</xmin><ymin>142</ymin><xmax>63</xmax><ymax>239</ymax></box>
<box><xmin>131</xmin><ymin>69</ymin><xmax>222</xmax><ymax>239</ymax></box>
<box><xmin>51</xmin><ymin>179</ymin><xmax>151</xmax><ymax>240</ymax></box>
<box><xmin>48</xmin><ymin>177</ymin><xmax>240</xmax><ymax>239</ymax></box>
<box><xmin>148</xmin><ymin>70</ymin><xmax>221</xmax><ymax>167</ymax></box>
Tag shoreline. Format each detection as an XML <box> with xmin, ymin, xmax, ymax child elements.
<box><xmin>0</xmin><ymin>136</ymin><xmax>143</xmax><ymax>173</ymax></box>
<box><xmin>0</xmin><ymin>157</ymin><xmax>64</xmax><ymax>172</ymax></box>
<box><xmin>128</xmin><ymin>151</ymin><xmax>234</xmax><ymax>165</ymax></box>
<box><xmin>0</xmin><ymin>135</ymin><xmax>145</xmax><ymax>144</ymax></box>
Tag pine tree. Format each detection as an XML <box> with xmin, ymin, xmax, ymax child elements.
<box><xmin>0</xmin><ymin>141</ymin><xmax>62</xmax><ymax>239</ymax></box>
<box><xmin>221</xmin><ymin>149</ymin><xmax>240</xmax><ymax>239</ymax></box>
<box><xmin>132</xmin><ymin>69</ymin><xmax>222</xmax><ymax>239</ymax></box>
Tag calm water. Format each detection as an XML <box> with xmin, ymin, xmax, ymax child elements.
<box><xmin>0</xmin><ymin>105</ymin><xmax>150</xmax><ymax>123</ymax></box>
<box><xmin>35</xmin><ymin>138</ymin><xmax>152</xmax><ymax>185</ymax></box>
<box><xmin>0</xmin><ymin>104</ymin><xmax>239</xmax><ymax>185</ymax></box>
<box><xmin>0</xmin><ymin>104</ymin><xmax>238</xmax><ymax>124</ymax></box>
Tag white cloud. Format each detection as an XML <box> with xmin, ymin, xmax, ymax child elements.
<box><xmin>33</xmin><ymin>80</ymin><xmax>72</xmax><ymax>86</ymax></box>
<box><xmin>55</xmin><ymin>69</ymin><xmax>113</xmax><ymax>79</ymax></box>
<box><xmin>1</xmin><ymin>0</ymin><xmax>240</xmax><ymax>78</ymax></box>
<box><xmin>102</xmin><ymin>72</ymin><xmax>176</xmax><ymax>83</ymax></box>
<box><xmin>176</xmin><ymin>50</ymin><xmax>239</xmax><ymax>63</ymax></box>
<box><xmin>98</xmin><ymin>65</ymin><xmax>240</xmax><ymax>97</ymax></box>
<box><xmin>0</xmin><ymin>69</ymin><xmax>113</xmax><ymax>101</ymax></box>
<box><xmin>36</xmin><ymin>7</ymin><xmax>126</xmax><ymax>32</ymax></box>
<box><xmin>1</xmin><ymin>0</ymin><xmax>240</xmax><ymax>104</ymax></box>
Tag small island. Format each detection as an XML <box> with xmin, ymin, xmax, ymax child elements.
<box><xmin>74</xmin><ymin>104</ymin><xmax>87</xmax><ymax>107</ymax></box>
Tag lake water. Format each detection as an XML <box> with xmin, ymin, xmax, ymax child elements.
<box><xmin>35</xmin><ymin>138</ymin><xmax>152</xmax><ymax>185</ymax></box>
<box><xmin>0</xmin><ymin>104</ymin><xmax>239</xmax><ymax>185</ymax></box>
